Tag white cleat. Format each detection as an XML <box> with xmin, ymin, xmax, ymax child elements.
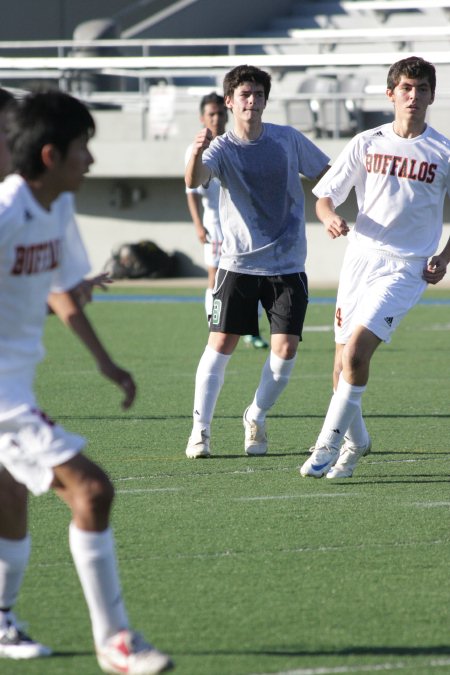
<box><xmin>0</xmin><ymin>613</ymin><xmax>52</xmax><ymax>660</ymax></box>
<box><xmin>97</xmin><ymin>629</ymin><xmax>173</xmax><ymax>674</ymax></box>
<box><xmin>300</xmin><ymin>445</ymin><xmax>339</xmax><ymax>478</ymax></box>
<box><xmin>326</xmin><ymin>436</ymin><xmax>372</xmax><ymax>479</ymax></box>
<box><xmin>185</xmin><ymin>427</ymin><xmax>210</xmax><ymax>458</ymax></box>
<box><xmin>243</xmin><ymin>407</ymin><xmax>268</xmax><ymax>456</ymax></box>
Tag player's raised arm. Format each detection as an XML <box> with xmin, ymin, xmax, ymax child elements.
<box><xmin>185</xmin><ymin>128</ymin><xmax>213</xmax><ymax>188</ymax></box>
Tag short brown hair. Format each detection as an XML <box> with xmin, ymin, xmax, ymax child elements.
<box><xmin>223</xmin><ymin>65</ymin><xmax>271</xmax><ymax>101</ymax></box>
<box><xmin>387</xmin><ymin>56</ymin><xmax>436</xmax><ymax>95</ymax></box>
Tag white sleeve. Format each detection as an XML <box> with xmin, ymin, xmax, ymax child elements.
<box><xmin>50</xmin><ymin>195</ymin><xmax>91</xmax><ymax>293</ymax></box>
<box><xmin>313</xmin><ymin>135</ymin><xmax>365</xmax><ymax>208</ymax></box>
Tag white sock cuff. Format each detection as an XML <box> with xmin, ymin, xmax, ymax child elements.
<box><xmin>337</xmin><ymin>374</ymin><xmax>366</xmax><ymax>398</ymax></box>
<box><xmin>204</xmin><ymin>344</ymin><xmax>232</xmax><ymax>366</ymax></box>
<box><xmin>69</xmin><ymin>524</ymin><xmax>114</xmax><ymax>561</ymax></box>
<box><xmin>269</xmin><ymin>350</ymin><xmax>297</xmax><ymax>374</ymax></box>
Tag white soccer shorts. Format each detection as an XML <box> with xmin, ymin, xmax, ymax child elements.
<box><xmin>0</xmin><ymin>405</ymin><xmax>85</xmax><ymax>496</ymax></box>
<box><xmin>335</xmin><ymin>244</ymin><xmax>427</xmax><ymax>344</ymax></box>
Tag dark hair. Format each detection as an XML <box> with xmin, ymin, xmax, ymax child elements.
<box><xmin>0</xmin><ymin>88</ymin><xmax>17</xmax><ymax>113</ymax></box>
<box><xmin>387</xmin><ymin>56</ymin><xmax>436</xmax><ymax>95</ymax></box>
<box><xmin>200</xmin><ymin>92</ymin><xmax>225</xmax><ymax>113</ymax></box>
<box><xmin>223</xmin><ymin>65</ymin><xmax>271</xmax><ymax>101</ymax></box>
<box><xmin>6</xmin><ymin>90</ymin><xmax>95</xmax><ymax>178</ymax></box>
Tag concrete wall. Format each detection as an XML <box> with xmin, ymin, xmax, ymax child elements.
<box><xmin>74</xmin><ymin>177</ymin><xmax>450</xmax><ymax>288</ymax></box>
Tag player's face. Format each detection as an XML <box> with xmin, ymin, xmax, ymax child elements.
<box><xmin>200</xmin><ymin>102</ymin><xmax>227</xmax><ymax>138</ymax></box>
<box><xmin>226</xmin><ymin>82</ymin><xmax>266</xmax><ymax>123</ymax></box>
<box><xmin>53</xmin><ymin>133</ymin><xmax>94</xmax><ymax>192</ymax></box>
<box><xmin>0</xmin><ymin>110</ymin><xmax>12</xmax><ymax>180</ymax></box>
<box><xmin>387</xmin><ymin>76</ymin><xmax>434</xmax><ymax>122</ymax></box>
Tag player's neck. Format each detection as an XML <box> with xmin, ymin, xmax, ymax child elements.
<box><xmin>25</xmin><ymin>177</ymin><xmax>61</xmax><ymax>211</ymax></box>
<box><xmin>233</xmin><ymin>118</ymin><xmax>263</xmax><ymax>141</ymax></box>
<box><xmin>392</xmin><ymin>118</ymin><xmax>427</xmax><ymax>139</ymax></box>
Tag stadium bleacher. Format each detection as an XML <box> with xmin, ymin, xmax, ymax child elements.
<box><xmin>1</xmin><ymin>0</ymin><xmax>450</xmax><ymax>282</ymax></box>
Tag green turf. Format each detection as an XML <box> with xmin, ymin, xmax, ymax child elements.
<box><xmin>8</xmin><ymin>288</ymin><xmax>450</xmax><ymax>675</ymax></box>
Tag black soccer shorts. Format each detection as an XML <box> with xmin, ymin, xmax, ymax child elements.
<box><xmin>210</xmin><ymin>269</ymin><xmax>308</xmax><ymax>338</ymax></box>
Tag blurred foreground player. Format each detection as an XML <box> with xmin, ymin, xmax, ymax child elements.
<box><xmin>0</xmin><ymin>89</ymin><xmax>173</xmax><ymax>674</ymax></box>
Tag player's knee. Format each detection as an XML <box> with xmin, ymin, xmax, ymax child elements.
<box><xmin>78</xmin><ymin>473</ymin><xmax>115</xmax><ymax>519</ymax></box>
<box><xmin>343</xmin><ymin>348</ymin><xmax>367</xmax><ymax>377</ymax></box>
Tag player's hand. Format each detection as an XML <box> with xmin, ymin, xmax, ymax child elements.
<box><xmin>89</xmin><ymin>273</ymin><xmax>113</xmax><ymax>291</ymax></box>
<box><xmin>73</xmin><ymin>274</ymin><xmax>113</xmax><ymax>307</ymax></box>
<box><xmin>99</xmin><ymin>362</ymin><xmax>137</xmax><ymax>409</ymax></box>
<box><xmin>196</xmin><ymin>225</ymin><xmax>208</xmax><ymax>244</ymax></box>
<box><xmin>423</xmin><ymin>255</ymin><xmax>448</xmax><ymax>285</ymax></box>
<box><xmin>324</xmin><ymin>215</ymin><xmax>349</xmax><ymax>239</ymax></box>
<box><xmin>192</xmin><ymin>127</ymin><xmax>213</xmax><ymax>155</ymax></box>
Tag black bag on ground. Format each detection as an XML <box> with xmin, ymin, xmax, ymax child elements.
<box><xmin>105</xmin><ymin>240</ymin><xmax>176</xmax><ymax>279</ymax></box>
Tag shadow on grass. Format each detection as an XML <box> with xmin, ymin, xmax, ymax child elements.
<box><xmin>48</xmin><ymin>650</ymin><xmax>93</xmax><ymax>657</ymax></box>
<box><xmin>352</xmin><ymin>477</ymin><xmax>450</xmax><ymax>485</ymax></box>
<box><xmin>188</xmin><ymin>644</ymin><xmax>450</xmax><ymax>657</ymax></box>
<box><xmin>52</xmin><ymin>412</ymin><xmax>450</xmax><ymax>422</ymax></box>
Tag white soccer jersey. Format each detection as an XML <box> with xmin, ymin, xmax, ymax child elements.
<box><xmin>0</xmin><ymin>174</ymin><xmax>90</xmax><ymax>407</ymax></box>
<box><xmin>185</xmin><ymin>143</ymin><xmax>222</xmax><ymax>244</ymax></box>
<box><xmin>313</xmin><ymin>123</ymin><xmax>450</xmax><ymax>259</ymax></box>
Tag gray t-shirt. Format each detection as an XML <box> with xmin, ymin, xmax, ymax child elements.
<box><xmin>203</xmin><ymin>123</ymin><xmax>329</xmax><ymax>275</ymax></box>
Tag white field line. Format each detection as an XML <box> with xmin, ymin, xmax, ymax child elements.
<box><xmin>35</xmin><ymin>537</ymin><xmax>450</xmax><ymax>568</ymax></box>
<box><xmin>234</xmin><ymin>493</ymin><xmax>357</xmax><ymax>501</ymax></box>
<box><xmin>115</xmin><ymin>487</ymin><xmax>182</xmax><ymax>494</ymax></box>
<box><xmin>412</xmin><ymin>501</ymin><xmax>450</xmax><ymax>507</ymax></box>
<box><xmin>252</xmin><ymin>657</ymin><xmax>450</xmax><ymax>674</ymax></box>
<box><xmin>109</xmin><ymin>453</ymin><xmax>447</xmax><ymax>483</ymax></box>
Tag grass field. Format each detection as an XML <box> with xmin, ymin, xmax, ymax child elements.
<box><xmin>6</xmin><ymin>285</ymin><xmax>450</xmax><ymax>675</ymax></box>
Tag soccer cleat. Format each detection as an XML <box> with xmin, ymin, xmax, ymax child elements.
<box><xmin>243</xmin><ymin>335</ymin><xmax>269</xmax><ymax>349</ymax></box>
<box><xmin>299</xmin><ymin>445</ymin><xmax>339</xmax><ymax>478</ymax></box>
<box><xmin>185</xmin><ymin>427</ymin><xmax>210</xmax><ymax>458</ymax></box>
<box><xmin>326</xmin><ymin>436</ymin><xmax>372</xmax><ymax>479</ymax></box>
<box><xmin>243</xmin><ymin>407</ymin><xmax>268</xmax><ymax>455</ymax></box>
<box><xmin>97</xmin><ymin>629</ymin><xmax>173</xmax><ymax>674</ymax></box>
<box><xmin>0</xmin><ymin>612</ymin><xmax>52</xmax><ymax>660</ymax></box>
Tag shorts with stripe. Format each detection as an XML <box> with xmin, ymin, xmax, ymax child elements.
<box><xmin>210</xmin><ymin>269</ymin><xmax>308</xmax><ymax>338</ymax></box>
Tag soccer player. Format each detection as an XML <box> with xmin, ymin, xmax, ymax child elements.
<box><xmin>0</xmin><ymin>90</ymin><xmax>173</xmax><ymax>674</ymax></box>
<box><xmin>184</xmin><ymin>64</ymin><xmax>330</xmax><ymax>458</ymax></box>
<box><xmin>300</xmin><ymin>56</ymin><xmax>450</xmax><ymax>479</ymax></box>
<box><xmin>185</xmin><ymin>91</ymin><xmax>268</xmax><ymax>348</ymax></box>
<box><xmin>185</xmin><ymin>92</ymin><xmax>226</xmax><ymax>320</ymax></box>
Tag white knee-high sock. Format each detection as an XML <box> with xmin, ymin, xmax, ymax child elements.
<box><xmin>317</xmin><ymin>374</ymin><xmax>366</xmax><ymax>450</ymax></box>
<box><xmin>0</xmin><ymin>535</ymin><xmax>30</xmax><ymax>610</ymax></box>
<box><xmin>331</xmin><ymin>385</ymin><xmax>370</xmax><ymax>448</ymax></box>
<box><xmin>193</xmin><ymin>345</ymin><xmax>231</xmax><ymax>432</ymax></box>
<box><xmin>69</xmin><ymin>523</ymin><xmax>129</xmax><ymax>647</ymax></box>
<box><xmin>247</xmin><ymin>352</ymin><xmax>297</xmax><ymax>422</ymax></box>
<box><xmin>345</xmin><ymin>409</ymin><xmax>370</xmax><ymax>447</ymax></box>
<box><xmin>205</xmin><ymin>288</ymin><xmax>213</xmax><ymax>320</ymax></box>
